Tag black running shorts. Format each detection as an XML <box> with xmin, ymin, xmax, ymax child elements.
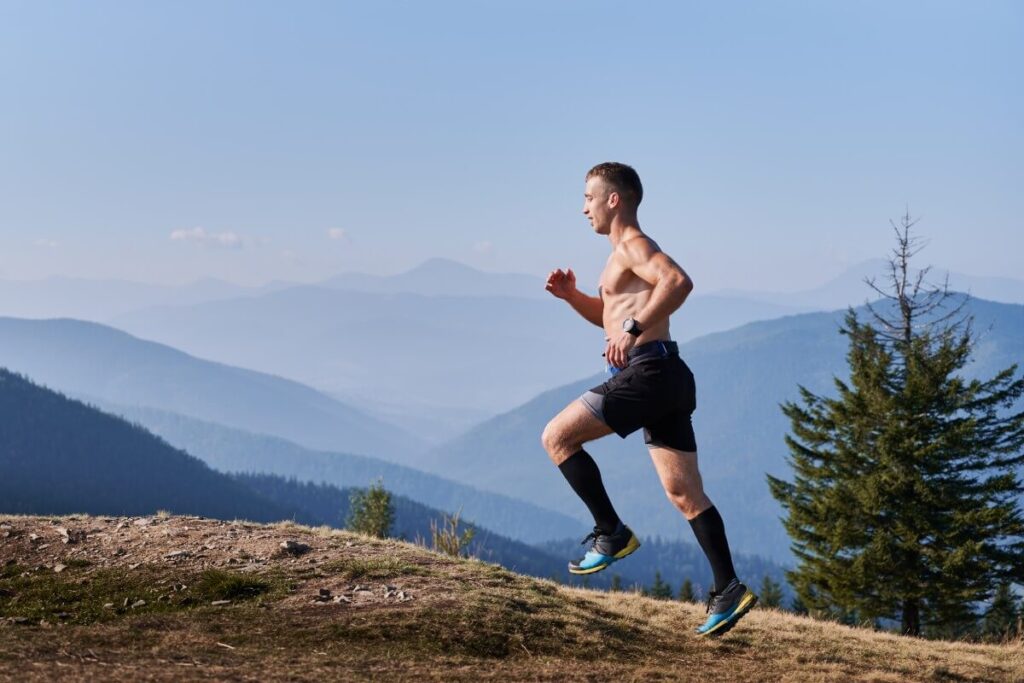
<box><xmin>579</xmin><ymin>353</ymin><xmax>697</xmax><ymax>452</ymax></box>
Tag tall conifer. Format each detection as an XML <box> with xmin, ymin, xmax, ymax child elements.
<box><xmin>768</xmin><ymin>214</ymin><xmax>1024</xmax><ymax>636</ymax></box>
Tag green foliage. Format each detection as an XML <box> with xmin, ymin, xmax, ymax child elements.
<box><xmin>759</xmin><ymin>575</ymin><xmax>784</xmax><ymax>609</ymax></box>
<box><xmin>768</xmin><ymin>215</ymin><xmax>1024</xmax><ymax>638</ymax></box>
<box><xmin>346</xmin><ymin>478</ymin><xmax>394</xmax><ymax>539</ymax></box>
<box><xmin>609</xmin><ymin>574</ymin><xmax>622</xmax><ymax>592</ymax></box>
<box><xmin>678</xmin><ymin>578</ymin><xmax>695</xmax><ymax>603</ymax></box>
<box><xmin>643</xmin><ymin>571</ymin><xmax>673</xmax><ymax>600</ymax></box>
<box><xmin>429</xmin><ymin>507</ymin><xmax>475</xmax><ymax>558</ymax></box>
<box><xmin>982</xmin><ymin>583</ymin><xmax>1020</xmax><ymax>642</ymax></box>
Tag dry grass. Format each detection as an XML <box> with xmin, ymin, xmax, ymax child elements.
<box><xmin>1</xmin><ymin>513</ymin><xmax>1022</xmax><ymax>682</ymax></box>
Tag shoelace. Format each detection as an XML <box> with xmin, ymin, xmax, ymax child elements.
<box><xmin>704</xmin><ymin>590</ymin><xmax>721</xmax><ymax>614</ymax></box>
<box><xmin>580</xmin><ymin>527</ymin><xmax>601</xmax><ymax>546</ymax></box>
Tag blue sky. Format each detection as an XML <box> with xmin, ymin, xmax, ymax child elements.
<box><xmin>1</xmin><ymin>1</ymin><xmax>1021</xmax><ymax>292</ymax></box>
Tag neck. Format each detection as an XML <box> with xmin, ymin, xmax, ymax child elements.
<box><xmin>607</xmin><ymin>213</ymin><xmax>641</xmax><ymax>247</ymax></box>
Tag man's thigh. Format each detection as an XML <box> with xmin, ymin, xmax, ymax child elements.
<box><xmin>544</xmin><ymin>399</ymin><xmax>615</xmax><ymax>463</ymax></box>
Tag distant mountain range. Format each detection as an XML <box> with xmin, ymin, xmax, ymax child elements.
<box><xmin>711</xmin><ymin>258</ymin><xmax>1024</xmax><ymax>310</ymax></box>
<box><xmin>86</xmin><ymin>399</ymin><xmax>584</xmax><ymax>544</ymax></box>
<box><xmin>0</xmin><ymin>317</ymin><xmax>426</xmax><ymax>463</ymax></box>
<box><xmin>0</xmin><ymin>367</ymin><xmax>293</xmax><ymax>521</ymax></box>
<box><xmin>417</xmin><ymin>295</ymin><xmax>1024</xmax><ymax>564</ymax></box>
<box><xmin>0</xmin><ymin>367</ymin><xmax>788</xmax><ymax>590</ymax></box>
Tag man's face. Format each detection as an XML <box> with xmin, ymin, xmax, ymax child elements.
<box><xmin>582</xmin><ymin>176</ymin><xmax>617</xmax><ymax>235</ymax></box>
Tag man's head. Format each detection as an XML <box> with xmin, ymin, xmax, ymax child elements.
<box><xmin>583</xmin><ymin>162</ymin><xmax>643</xmax><ymax>235</ymax></box>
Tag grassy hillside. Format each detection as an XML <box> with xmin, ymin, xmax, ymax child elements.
<box><xmin>1</xmin><ymin>514</ymin><xmax>1021</xmax><ymax>682</ymax></box>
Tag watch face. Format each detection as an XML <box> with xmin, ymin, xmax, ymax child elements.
<box><xmin>623</xmin><ymin>318</ymin><xmax>633</xmax><ymax>331</ymax></box>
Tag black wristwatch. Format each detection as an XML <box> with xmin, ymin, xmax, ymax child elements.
<box><xmin>622</xmin><ymin>317</ymin><xmax>643</xmax><ymax>337</ymax></box>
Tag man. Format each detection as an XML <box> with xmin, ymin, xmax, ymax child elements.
<box><xmin>542</xmin><ymin>162</ymin><xmax>757</xmax><ymax>637</ymax></box>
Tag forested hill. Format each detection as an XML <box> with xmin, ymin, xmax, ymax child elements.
<box><xmin>0</xmin><ymin>368</ymin><xmax>293</xmax><ymax>521</ymax></box>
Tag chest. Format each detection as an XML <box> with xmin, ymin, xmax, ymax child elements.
<box><xmin>599</xmin><ymin>255</ymin><xmax>645</xmax><ymax>298</ymax></box>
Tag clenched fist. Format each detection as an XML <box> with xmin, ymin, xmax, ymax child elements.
<box><xmin>545</xmin><ymin>268</ymin><xmax>577</xmax><ymax>300</ymax></box>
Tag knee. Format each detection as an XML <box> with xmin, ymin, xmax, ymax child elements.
<box><xmin>541</xmin><ymin>421</ymin><xmax>571</xmax><ymax>461</ymax></box>
<box><xmin>541</xmin><ymin>421</ymin><xmax>561</xmax><ymax>454</ymax></box>
<box><xmin>664</xmin><ymin>483</ymin><xmax>707</xmax><ymax>517</ymax></box>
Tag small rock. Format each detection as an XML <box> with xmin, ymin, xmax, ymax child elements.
<box><xmin>53</xmin><ymin>563</ymin><xmax>67</xmax><ymax>573</ymax></box>
<box><xmin>128</xmin><ymin>563</ymin><xmax>141</xmax><ymax>570</ymax></box>
<box><xmin>103</xmin><ymin>603</ymin><xmax>114</xmax><ymax>609</ymax></box>
<box><xmin>211</xmin><ymin>600</ymin><xmax>231</xmax><ymax>606</ymax></box>
<box><xmin>9</xmin><ymin>617</ymin><xmax>29</xmax><ymax>625</ymax></box>
<box><xmin>318</xmin><ymin>588</ymin><xmax>332</xmax><ymax>598</ymax></box>
<box><xmin>122</xmin><ymin>598</ymin><xmax>131</xmax><ymax>608</ymax></box>
<box><xmin>133</xmin><ymin>518</ymin><xmax>153</xmax><ymax>527</ymax></box>
<box><xmin>384</xmin><ymin>584</ymin><xmax>397</xmax><ymax>592</ymax></box>
<box><xmin>353</xmin><ymin>585</ymin><xmax>368</xmax><ymax>592</ymax></box>
<box><xmin>55</xmin><ymin>612</ymin><xmax>71</xmax><ymax>620</ymax></box>
<box><xmin>29</xmin><ymin>533</ymin><xmax>39</xmax><ymax>541</ymax></box>
<box><xmin>278</xmin><ymin>540</ymin><xmax>311</xmax><ymax>557</ymax></box>
<box><xmin>397</xmin><ymin>591</ymin><xmax>412</xmax><ymax>601</ymax></box>
<box><xmin>37</xmin><ymin>543</ymin><xmax>50</xmax><ymax>550</ymax></box>
<box><xmin>131</xmin><ymin>600</ymin><xmax>146</xmax><ymax>609</ymax></box>
<box><xmin>332</xmin><ymin>595</ymin><xmax>351</xmax><ymax>604</ymax></box>
<box><xmin>173</xmin><ymin>583</ymin><xmax>187</xmax><ymax>592</ymax></box>
<box><xmin>164</xmin><ymin>550</ymin><xmax>191</xmax><ymax>560</ymax></box>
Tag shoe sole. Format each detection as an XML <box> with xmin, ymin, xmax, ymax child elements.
<box><xmin>699</xmin><ymin>590</ymin><xmax>758</xmax><ymax>637</ymax></box>
<box><xmin>567</xmin><ymin>535</ymin><xmax>641</xmax><ymax>575</ymax></box>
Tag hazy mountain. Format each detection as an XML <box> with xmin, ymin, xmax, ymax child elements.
<box><xmin>0</xmin><ymin>367</ymin><xmax>293</xmax><ymax>521</ymax></box>
<box><xmin>0</xmin><ymin>317</ymin><xmax>426</xmax><ymax>463</ymax></box>
<box><xmin>107</xmin><ymin>275</ymin><xmax>812</xmax><ymax>418</ymax></box>
<box><xmin>0</xmin><ymin>275</ymin><xmax>296</xmax><ymax>321</ymax></box>
<box><xmin>420</xmin><ymin>295</ymin><xmax>1024</xmax><ymax>564</ymax></box>
<box><xmin>86</xmin><ymin>399</ymin><xmax>585</xmax><ymax>544</ymax></box>
<box><xmin>713</xmin><ymin>259</ymin><xmax>1024</xmax><ymax>310</ymax></box>
<box><xmin>319</xmin><ymin>257</ymin><xmax>548</xmax><ymax>299</ymax></box>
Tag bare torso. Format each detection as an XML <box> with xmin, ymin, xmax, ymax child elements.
<box><xmin>598</xmin><ymin>233</ymin><xmax>672</xmax><ymax>345</ymax></box>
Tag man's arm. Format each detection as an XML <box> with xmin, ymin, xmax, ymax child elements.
<box><xmin>616</xmin><ymin>237</ymin><xmax>693</xmax><ymax>330</ymax></box>
<box><xmin>566</xmin><ymin>288</ymin><xmax>604</xmax><ymax>328</ymax></box>
<box><xmin>545</xmin><ymin>267</ymin><xmax>604</xmax><ymax>327</ymax></box>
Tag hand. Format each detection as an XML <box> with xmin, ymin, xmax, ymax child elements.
<box><xmin>605</xmin><ymin>332</ymin><xmax>638</xmax><ymax>370</ymax></box>
<box><xmin>545</xmin><ymin>267</ymin><xmax>577</xmax><ymax>300</ymax></box>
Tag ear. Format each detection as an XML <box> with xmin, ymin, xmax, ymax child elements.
<box><xmin>607</xmin><ymin>191</ymin><xmax>620</xmax><ymax>209</ymax></box>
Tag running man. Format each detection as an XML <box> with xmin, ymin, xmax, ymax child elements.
<box><xmin>542</xmin><ymin>162</ymin><xmax>757</xmax><ymax>637</ymax></box>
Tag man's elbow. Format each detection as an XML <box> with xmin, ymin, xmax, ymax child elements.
<box><xmin>671</xmin><ymin>272</ymin><xmax>693</xmax><ymax>296</ymax></box>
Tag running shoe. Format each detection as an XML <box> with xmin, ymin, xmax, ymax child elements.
<box><xmin>695</xmin><ymin>578</ymin><xmax>758</xmax><ymax>637</ymax></box>
<box><xmin>568</xmin><ymin>522</ymin><xmax>640</xmax><ymax>575</ymax></box>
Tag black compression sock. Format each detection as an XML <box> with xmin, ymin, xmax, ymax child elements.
<box><xmin>688</xmin><ymin>505</ymin><xmax>738</xmax><ymax>593</ymax></box>
<box><xmin>558</xmin><ymin>449</ymin><xmax>622</xmax><ymax>535</ymax></box>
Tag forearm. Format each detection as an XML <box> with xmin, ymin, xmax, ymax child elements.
<box><xmin>636</xmin><ymin>276</ymin><xmax>691</xmax><ymax>330</ymax></box>
<box><xmin>566</xmin><ymin>289</ymin><xmax>604</xmax><ymax>328</ymax></box>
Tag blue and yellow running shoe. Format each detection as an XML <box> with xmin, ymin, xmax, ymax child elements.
<box><xmin>695</xmin><ymin>578</ymin><xmax>757</xmax><ymax>637</ymax></box>
<box><xmin>568</xmin><ymin>523</ymin><xmax>641</xmax><ymax>575</ymax></box>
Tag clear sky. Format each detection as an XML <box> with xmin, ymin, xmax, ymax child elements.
<box><xmin>1</xmin><ymin>1</ymin><xmax>1021</xmax><ymax>292</ymax></box>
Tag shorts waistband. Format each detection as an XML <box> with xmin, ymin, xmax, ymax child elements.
<box><xmin>628</xmin><ymin>340</ymin><xmax>678</xmax><ymax>361</ymax></box>
<box><xmin>607</xmin><ymin>340</ymin><xmax>679</xmax><ymax>375</ymax></box>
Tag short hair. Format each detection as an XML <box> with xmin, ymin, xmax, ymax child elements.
<box><xmin>586</xmin><ymin>162</ymin><xmax>643</xmax><ymax>208</ymax></box>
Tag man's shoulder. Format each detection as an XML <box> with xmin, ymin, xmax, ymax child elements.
<box><xmin>613</xmin><ymin>233</ymin><xmax>661</xmax><ymax>263</ymax></box>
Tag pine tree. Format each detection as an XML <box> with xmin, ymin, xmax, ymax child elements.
<box><xmin>610</xmin><ymin>574</ymin><xmax>622</xmax><ymax>592</ymax></box>
<box><xmin>767</xmin><ymin>214</ymin><xmax>1024</xmax><ymax>637</ymax></box>
<box><xmin>678</xmin><ymin>577</ymin><xmax>695</xmax><ymax>603</ymax></box>
<box><xmin>345</xmin><ymin>478</ymin><xmax>394</xmax><ymax>539</ymax></box>
<box><xmin>760</xmin><ymin>575</ymin><xmax>784</xmax><ymax>608</ymax></box>
<box><xmin>982</xmin><ymin>583</ymin><xmax>1020</xmax><ymax>642</ymax></box>
<box><xmin>646</xmin><ymin>571</ymin><xmax>673</xmax><ymax>600</ymax></box>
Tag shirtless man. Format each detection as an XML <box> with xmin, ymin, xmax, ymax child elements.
<box><xmin>542</xmin><ymin>162</ymin><xmax>757</xmax><ymax>637</ymax></box>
